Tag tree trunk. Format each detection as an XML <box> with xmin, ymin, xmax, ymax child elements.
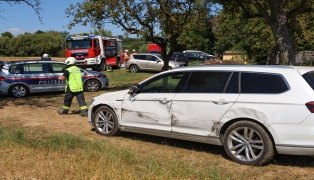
<box><xmin>267</xmin><ymin>45</ymin><xmax>279</xmax><ymax>65</ymax></box>
<box><xmin>268</xmin><ymin>2</ymin><xmax>295</xmax><ymax>65</ymax></box>
<box><xmin>273</xmin><ymin>26</ymin><xmax>295</xmax><ymax>65</ymax></box>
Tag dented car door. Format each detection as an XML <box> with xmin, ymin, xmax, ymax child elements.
<box><xmin>171</xmin><ymin>71</ymin><xmax>240</xmax><ymax>137</ymax></box>
<box><xmin>121</xmin><ymin>93</ymin><xmax>175</xmax><ymax>132</ymax></box>
<box><xmin>120</xmin><ymin>72</ymin><xmax>186</xmax><ymax>132</ymax></box>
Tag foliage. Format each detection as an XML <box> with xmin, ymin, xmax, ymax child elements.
<box><xmin>213</xmin><ymin>0</ymin><xmax>314</xmax><ymax>65</ymax></box>
<box><xmin>1</xmin><ymin>32</ymin><xmax>13</xmax><ymax>38</ymax></box>
<box><xmin>177</xmin><ymin>2</ymin><xmax>216</xmax><ymax>54</ymax></box>
<box><xmin>0</xmin><ymin>31</ymin><xmax>66</xmax><ymax>57</ymax></box>
<box><xmin>214</xmin><ymin>11</ymin><xmax>274</xmax><ymax>64</ymax></box>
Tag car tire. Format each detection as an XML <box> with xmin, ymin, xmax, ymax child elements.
<box><xmin>129</xmin><ymin>65</ymin><xmax>139</xmax><ymax>73</ymax></box>
<box><xmin>84</xmin><ymin>79</ymin><xmax>101</xmax><ymax>92</ymax></box>
<box><xmin>100</xmin><ymin>60</ymin><xmax>106</xmax><ymax>71</ymax></box>
<box><xmin>93</xmin><ymin>106</ymin><xmax>120</xmax><ymax>136</ymax></box>
<box><xmin>9</xmin><ymin>84</ymin><xmax>29</xmax><ymax>98</ymax></box>
<box><xmin>223</xmin><ymin>120</ymin><xmax>274</xmax><ymax>166</ymax></box>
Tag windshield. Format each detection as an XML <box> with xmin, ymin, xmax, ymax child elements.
<box><xmin>66</xmin><ymin>40</ymin><xmax>92</xmax><ymax>50</ymax></box>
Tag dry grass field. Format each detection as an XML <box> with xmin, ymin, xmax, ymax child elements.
<box><xmin>0</xmin><ymin>57</ymin><xmax>314</xmax><ymax>179</ymax></box>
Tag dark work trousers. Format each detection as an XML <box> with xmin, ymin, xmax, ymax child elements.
<box><xmin>63</xmin><ymin>90</ymin><xmax>87</xmax><ymax>109</ymax></box>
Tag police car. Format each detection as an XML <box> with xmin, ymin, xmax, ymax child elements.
<box><xmin>0</xmin><ymin>60</ymin><xmax>109</xmax><ymax>98</ymax></box>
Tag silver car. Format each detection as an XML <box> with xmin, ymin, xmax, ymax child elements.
<box><xmin>0</xmin><ymin>60</ymin><xmax>109</xmax><ymax>98</ymax></box>
<box><xmin>125</xmin><ymin>53</ymin><xmax>182</xmax><ymax>73</ymax></box>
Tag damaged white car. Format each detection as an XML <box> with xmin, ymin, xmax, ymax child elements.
<box><xmin>87</xmin><ymin>65</ymin><xmax>314</xmax><ymax>165</ymax></box>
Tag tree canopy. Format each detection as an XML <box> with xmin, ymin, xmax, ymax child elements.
<box><xmin>214</xmin><ymin>0</ymin><xmax>314</xmax><ymax>65</ymax></box>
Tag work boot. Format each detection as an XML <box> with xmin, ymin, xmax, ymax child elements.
<box><xmin>57</xmin><ymin>109</ymin><xmax>68</xmax><ymax>115</ymax></box>
<box><xmin>80</xmin><ymin>110</ymin><xmax>88</xmax><ymax>117</ymax></box>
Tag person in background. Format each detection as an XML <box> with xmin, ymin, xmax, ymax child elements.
<box><xmin>131</xmin><ymin>49</ymin><xmax>137</xmax><ymax>54</ymax></box>
<box><xmin>57</xmin><ymin>57</ymin><xmax>88</xmax><ymax>116</ymax></box>
<box><xmin>124</xmin><ymin>49</ymin><xmax>130</xmax><ymax>63</ymax></box>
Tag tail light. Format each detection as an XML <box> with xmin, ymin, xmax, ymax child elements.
<box><xmin>0</xmin><ymin>76</ymin><xmax>5</xmax><ymax>81</ymax></box>
<box><xmin>305</xmin><ymin>101</ymin><xmax>314</xmax><ymax>113</ymax></box>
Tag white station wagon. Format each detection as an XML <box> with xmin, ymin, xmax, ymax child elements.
<box><xmin>87</xmin><ymin>65</ymin><xmax>314</xmax><ymax>165</ymax></box>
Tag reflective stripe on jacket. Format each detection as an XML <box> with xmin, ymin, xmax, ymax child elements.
<box><xmin>65</xmin><ymin>66</ymin><xmax>83</xmax><ymax>92</ymax></box>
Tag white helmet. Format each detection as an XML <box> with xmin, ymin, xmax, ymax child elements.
<box><xmin>65</xmin><ymin>57</ymin><xmax>76</xmax><ymax>65</ymax></box>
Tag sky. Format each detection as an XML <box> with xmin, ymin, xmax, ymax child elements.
<box><xmin>0</xmin><ymin>0</ymin><xmax>124</xmax><ymax>36</ymax></box>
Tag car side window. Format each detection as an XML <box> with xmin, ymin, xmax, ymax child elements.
<box><xmin>147</xmin><ymin>55</ymin><xmax>157</xmax><ymax>61</ymax></box>
<box><xmin>51</xmin><ymin>63</ymin><xmax>66</xmax><ymax>73</ymax></box>
<box><xmin>140</xmin><ymin>72</ymin><xmax>188</xmax><ymax>93</ymax></box>
<box><xmin>241</xmin><ymin>72</ymin><xmax>289</xmax><ymax>93</ymax></box>
<box><xmin>183</xmin><ymin>71</ymin><xmax>233</xmax><ymax>93</ymax></box>
<box><xmin>22</xmin><ymin>63</ymin><xmax>45</xmax><ymax>74</ymax></box>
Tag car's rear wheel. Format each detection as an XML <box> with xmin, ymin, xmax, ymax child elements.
<box><xmin>93</xmin><ymin>106</ymin><xmax>120</xmax><ymax>136</ymax></box>
<box><xmin>223</xmin><ymin>120</ymin><xmax>274</xmax><ymax>166</ymax></box>
<box><xmin>9</xmin><ymin>84</ymin><xmax>29</xmax><ymax>98</ymax></box>
<box><xmin>129</xmin><ymin>65</ymin><xmax>139</xmax><ymax>73</ymax></box>
<box><xmin>84</xmin><ymin>79</ymin><xmax>100</xmax><ymax>92</ymax></box>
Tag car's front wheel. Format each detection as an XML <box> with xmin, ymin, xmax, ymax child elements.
<box><xmin>93</xmin><ymin>106</ymin><xmax>120</xmax><ymax>136</ymax></box>
<box><xmin>84</xmin><ymin>79</ymin><xmax>100</xmax><ymax>92</ymax></box>
<box><xmin>129</xmin><ymin>65</ymin><xmax>139</xmax><ymax>73</ymax></box>
<box><xmin>9</xmin><ymin>84</ymin><xmax>29</xmax><ymax>98</ymax></box>
<box><xmin>100</xmin><ymin>60</ymin><xmax>106</xmax><ymax>71</ymax></box>
<box><xmin>223</xmin><ymin>120</ymin><xmax>275</xmax><ymax>166</ymax></box>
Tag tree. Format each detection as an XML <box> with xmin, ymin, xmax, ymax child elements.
<box><xmin>214</xmin><ymin>11</ymin><xmax>275</xmax><ymax>64</ymax></box>
<box><xmin>0</xmin><ymin>0</ymin><xmax>42</xmax><ymax>22</ymax></box>
<box><xmin>177</xmin><ymin>2</ymin><xmax>216</xmax><ymax>54</ymax></box>
<box><xmin>214</xmin><ymin>0</ymin><xmax>314</xmax><ymax>65</ymax></box>
<box><xmin>1</xmin><ymin>31</ymin><xmax>13</xmax><ymax>38</ymax></box>
<box><xmin>65</xmin><ymin>0</ymin><xmax>212</xmax><ymax>68</ymax></box>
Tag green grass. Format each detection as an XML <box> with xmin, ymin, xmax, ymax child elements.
<box><xmin>102</xmin><ymin>67</ymin><xmax>159</xmax><ymax>92</ymax></box>
<box><xmin>0</xmin><ymin>126</ymin><xmax>230</xmax><ymax>179</ymax></box>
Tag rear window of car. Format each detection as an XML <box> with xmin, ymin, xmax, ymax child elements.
<box><xmin>241</xmin><ymin>72</ymin><xmax>288</xmax><ymax>94</ymax></box>
<box><xmin>302</xmin><ymin>71</ymin><xmax>314</xmax><ymax>90</ymax></box>
<box><xmin>133</xmin><ymin>55</ymin><xmax>147</xmax><ymax>60</ymax></box>
<box><xmin>51</xmin><ymin>63</ymin><xmax>65</xmax><ymax>73</ymax></box>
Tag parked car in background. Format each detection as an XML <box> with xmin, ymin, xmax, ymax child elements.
<box><xmin>182</xmin><ymin>50</ymin><xmax>214</xmax><ymax>62</ymax></box>
<box><xmin>88</xmin><ymin>65</ymin><xmax>314</xmax><ymax>165</ymax></box>
<box><xmin>0</xmin><ymin>60</ymin><xmax>109</xmax><ymax>98</ymax></box>
<box><xmin>125</xmin><ymin>53</ymin><xmax>182</xmax><ymax>73</ymax></box>
<box><xmin>170</xmin><ymin>52</ymin><xmax>189</xmax><ymax>66</ymax></box>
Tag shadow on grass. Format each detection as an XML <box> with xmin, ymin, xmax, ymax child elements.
<box><xmin>120</xmin><ymin>132</ymin><xmax>226</xmax><ymax>157</ymax></box>
<box><xmin>0</xmin><ymin>91</ymin><xmax>64</xmax><ymax>109</ymax></box>
<box><xmin>119</xmin><ymin>132</ymin><xmax>314</xmax><ymax>167</ymax></box>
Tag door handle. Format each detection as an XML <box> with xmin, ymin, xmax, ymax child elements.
<box><xmin>213</xmin><ymin>100</ymin><xmax>229</xmax><ymax>105</ymax></box>
<box><xmin>159</xmin><ymin>98</ymin><xmax>170</xmax><ymax>104</ymax></box>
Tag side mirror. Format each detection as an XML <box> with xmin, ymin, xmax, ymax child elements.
<box><xmin>128</xmin><ymin>83</ymin><xmax>140</xmax><ymax>95</ymax></box>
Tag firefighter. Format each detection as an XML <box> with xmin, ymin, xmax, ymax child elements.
<box><xmin>57</xmin><ymin>57</ymin><xmax>88</xmax><ymax>116</ymax></box>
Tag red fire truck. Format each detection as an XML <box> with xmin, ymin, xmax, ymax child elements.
<box><xmin>147</xmin><ymin>43</ymin><xmax>162</xmax><ymax>54</ymax></box>
<box><xmin>65</xmin><ymin>35</ymin><xmax>124</xmax><ymax>71</ymax></box>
